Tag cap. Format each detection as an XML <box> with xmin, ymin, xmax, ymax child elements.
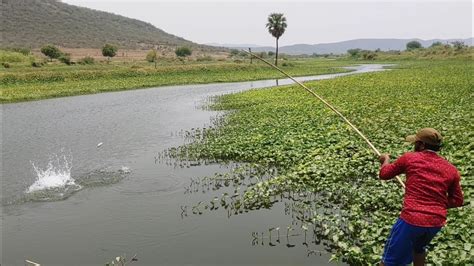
<box><xmin>405</xmin><ymin>128</ymin><xmax>443</xmax><ymax>146</ymax></box>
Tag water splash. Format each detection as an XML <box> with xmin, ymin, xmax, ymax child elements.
<box><xmin>1</xmin><ymin>154</ymin><xmax>133</xmax><ymax>205</ymax></box>
<box><xmin>28</xmin><ymin>154</ymin><xmax>80</xmax><ymax>193</ymax></box>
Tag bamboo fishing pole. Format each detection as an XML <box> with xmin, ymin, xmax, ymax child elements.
<box><xmin>243</xmin><ymin>50</ymin><xmax>405</xmax><ymax>189</ymax></box>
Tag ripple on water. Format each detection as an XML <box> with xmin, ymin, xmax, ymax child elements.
<box><xmin>3</xmin><ymin>152</ymin><xmax>131</xmax><ymax>206</ymax></box>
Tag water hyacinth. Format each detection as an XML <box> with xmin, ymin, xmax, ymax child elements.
<box><xmin>171</xmin><ymin>60</ymin><xmax>473</xmax><ymax>264</ymax></box>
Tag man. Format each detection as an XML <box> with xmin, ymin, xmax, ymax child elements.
<box><xmin>378</xmin><ymin>128</ymin><xmax>464</xmax><ymax>266</ymax></box>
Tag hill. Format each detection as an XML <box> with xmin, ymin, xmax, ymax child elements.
<box><xmin>1</xmin><ymin>0</ymin><xmax>214</xmax><ymax>50</ymax></box>
<box><xmin>212</xmin><ymin>38</ymin><xmax>474</xmax><ymax>55</ymax></box>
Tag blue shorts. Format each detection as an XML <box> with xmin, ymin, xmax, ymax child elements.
<box><xmin>381</xmin><ymin>218</ymin><xmax>441</xmax><ymax>266</ymax></box>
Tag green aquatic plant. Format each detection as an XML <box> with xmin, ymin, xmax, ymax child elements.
<box><xmin>172</xmin><ymin>60</ymin><xmax>473</xmax><ymax>264</ymax></box>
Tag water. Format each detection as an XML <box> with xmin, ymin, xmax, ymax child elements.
<box><xmin>1</xmin><ymin>65</ymin><xmax>389</xmax><ymax>265</ymax></box>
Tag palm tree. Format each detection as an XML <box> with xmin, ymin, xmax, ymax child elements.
<box><xmin>266</xmin><ymin>13</ymin><xmax>287</xmax><ymax>66</ymax></box>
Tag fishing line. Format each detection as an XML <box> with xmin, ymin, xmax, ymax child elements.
<box><xmin>243</xmin><ymin>50</ymin><xmax>405</xmax><ymax>189</ymax></box>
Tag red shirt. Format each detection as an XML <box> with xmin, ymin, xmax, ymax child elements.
<box><xmin>379</xmin><ymin>150</ymin><xmax>464</xmax><ymax>227</ymax></box>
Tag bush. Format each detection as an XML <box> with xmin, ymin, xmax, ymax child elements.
<box><xmin>451</xmin><ymin>41</ymin><xmax>467</xmax><ymax>51</ymax></box>
<box><xmin>406</xmin><ymin>41</ymin><xmax>422</xmax><ymax>50</ymax></box>
<box><xmin>146</xmin><ymin>50</ymin><xmax>157</xmax><ymax>62</ymax></box>
<box><xmin>175</xmin><ymin>47</ymin><xmax>192</xmax><ymax>58</ymax></box>
<box><xmin>78</xmin><ymin>56</ymin><xmax>95</xmax><ymax>65</ymax></box>
<box><xmin>2</xmin><ymin>62</ymin><xmax>11</xmax><ymax>68</ymax></box>
<box><xmin>41</xmin><ymin>45</ymin><xmax>62</xmax><ymax>61</ymax></box>
<box><xmin>268</xmin><ymin>51</ymin><xmax>275</xmax><ymax>56</ymax></box>
<box><xmin>102</xmin><ymin>43</ymin><xmax>118</xmax><ymax>61</ymax></box>
<box><xmin>31</xmin><ymin>61</ymin><xmax>44</xmax><ymax>67</ymax></box>
<box><xmin>347</xmin><ymin>49</ymin><xmax>361</xmax><ymax>57</ymax></box>
<box><xmin>59</xmin><ymin>53</ymin><xmax>72</xmax><ymax>65</ymax></box>
<box><xmin>230</xmin><ymin>49</ymin><xmax>239</xmax><ymax>57</ymax></box>
<box><xmin>4</xmin><ymin>47</ymin><xmax>30</xmax><ymax>55</ymax></box>
<box><xmin>196</xmin><ymin>55</ymin><xmax>213</xmax><ymax>62</ymax></box>
<box><xmin>360</xmin><ymin>50</ymin><xmax>377</xmax><ymax>60</ymax></box>
<box><xmin>233</xmin><ymin>59</ymin><xmax>243</xmax><ymax>63</ymax></box>
<box><xmin>281</xmin><ymin>62</ymin><xmax>294</xmax><ymax>67</ymax></box>
<box><xmin>0</xmin><ymin>50</ymin><xmax>31</xmax><ymax>63</ymax></box>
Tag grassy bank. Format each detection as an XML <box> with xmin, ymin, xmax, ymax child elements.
<box><xmin>0</xmin><ymin>59</ymin><xmax>354</xmax><ymax>103</ymax></box>
<box><xmin>172</xmin><ymin>59</ymin><xmax>473</xmax><ymax>264</ymax></box>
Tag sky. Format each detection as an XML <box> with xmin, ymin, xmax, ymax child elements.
<box><xmin>62</xmin><ymin>0</ymin><xmax>473</xmax><ymax>46</ymax></box>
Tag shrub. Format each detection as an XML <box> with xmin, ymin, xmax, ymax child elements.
<box><xmin>268</xmin><ymin>51</ymin><xmax>275</xmax><ymax>56</ymax></box>
<box><xmin>2</xmin><ymin>62</ymin><xmax>11</xmax><ymax>68</ymax></box>
<box><xmin>175</xmin><ymin>47</ymin><xmax>192</xmax><ymax>58</ymax></box>
<box><xmin>233</xmin><ymin>59</ymin><xmax>243</xmax><ymax>63</ymax></box>
<box><xmin>347</xmin><ymin>49</ymin><xmax>361</xmax><ymax>57</ymax></box>
<box><xmin>41</xmin><ymin>45</ymin><xmax>62</xmax><ymax>61</ymax></box>
<box><xmin>196</xmin><ymin>55</ymin><xmax>213</xmax><ymax>62</ymax></box>
<box><xmin>0</xmin><ymin>50</ymin><xmax>31</xmax><ymax>63</ymax></box>
<box><xmin>281</xmin><ymin>62</ymin><xmax>294</xmax><ymax>67</ymax></box>
<box><xmin>78</xmin><ymin>56</ymin><xmax>95</xmax><ymax>65</ymax></box>
<box><xmin>146</xmin><ymin>50</ymin><xmax>157</xmax><ymax>62</ymax></box>
<box><xmin>451</xmin><ymin>41</ymin><xmax>467</xmax><ymax>51</ymax></box>
<box><xmin>230</xmin><ymin>49</ymin><xmax>239</xmax><ymax>57</ymax></box>
<box><xmin>406</xmin><ymin>41</ymin><xmax>422</xmax><ymax>50</ymax></box>
<box><xmin>4</xmin><ymin>47</ymin><xmax>30</xmax><ymax>55</ymax></box>
<box><xmin>361</xmin><ymin>50</ymin><xmax>377</xmax><ymax>60</ymax></box>
<box><xmin>59</xmin><ymin>53</ymin><xmax>72</xmax><ymax>65</ymax></box>
<box><xmin>102</xmin><ymin>43</ymin><xmax>118</xmax><ymax>61</ymax></box>
<box><xmin>31</xmin><ymin>61</ymin><xmax>44</xmax><ymax>67</ymax></box>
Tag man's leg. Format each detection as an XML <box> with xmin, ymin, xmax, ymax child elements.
<box><xmin>380</xmin><ymin>218</ymin><xmax>413</xmax><ymax>265</ymax></box>
<box><xmin>413</xmin><ymin>251</ymin><xmax>426</xmax><ymax>266</ymax></box>
<box><xmin>412</xmin><ymin>226</ymin><xmax>441</xmax><ymax>266</ymax></box>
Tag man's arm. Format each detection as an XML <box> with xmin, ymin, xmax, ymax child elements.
<box><xmin>447</xmin><ymin>171</ymin><xmax>464</xmax><ymax>208</ymax></box>
<box><xmin>379</xmin><ymin>153</ymin><xmax>407</xmax><ymax>180</ymax></box>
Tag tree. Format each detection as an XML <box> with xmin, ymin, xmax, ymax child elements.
<box><xmin>230</xmin><ymin>49</ymin><xmax>239</xmax><ymax>57</ymax></box>
<box><xmin>430</xmin><ymin>41</ymin><xmax>443</xmax><ymax>48</ymax></box>
<box><xmin>40</xmin><ymin>45</ymin><xmax>62</xmax><ymax>61</ymax></box>
<box><xmin>175</xmin><ymin>47</ymin><xmax>192</xmax><ymax>62</ymax></box>
<box><xmin>406</xmin><ymin>41</ymin><xmax>422</xmax><ymax>50</ymax></box>
<box><xmin>146</xmin><ymin>49</ymin><xmax>158</xmax><ymax>68</ymax></box>
<box><xmin>347</xmin><ymin>48</ymin><xmax>361</xmax><ymax>57</ymax></box>
<box><xmin>102</xmin><ymin>43</ymin><xmax>118</xmax><ymax>62</ymax></box>
<box><xmin>451</xmin><ymin>41</ymin><xmax>467</xmax><ymax>51</ymax></box>
<box><xmin>266</xmin><ymin>13</ymin><xmax>287</xmax><ymax>66</ymax></box>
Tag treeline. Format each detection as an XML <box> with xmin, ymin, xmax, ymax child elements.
<box><xmin>0</xmin><ymin>43</ymin><xmax>199</xmax><ymax>68</ymax></box>
<box><xmin>346</xmin><ymin>41</ymin><xmax>472</xmax><ymax>60</ymax></box>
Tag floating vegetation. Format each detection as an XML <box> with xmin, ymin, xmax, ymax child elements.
<box><xmin>169</xmin><ymin>60</ymin><xmax>473</xmax><ymax>264</ymax></box>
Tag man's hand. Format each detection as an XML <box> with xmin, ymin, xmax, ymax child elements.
<box><xmin>379</xmin><ymin>154</ymin><xmax>390</xmax><ymax>165</ymax></box>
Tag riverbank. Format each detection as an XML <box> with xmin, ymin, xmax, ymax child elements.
<box><xmin>171</xmin><ymin>59</ymin><xmax>473</xmax><ymax>264</ymax></box>
<box><xmin>0</xmin><ymin>59</ymin><xmax>355</xmax><ymax>103</ymax></box>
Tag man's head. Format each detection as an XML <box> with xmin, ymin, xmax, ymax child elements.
<box><xmin>406</xmin><ymin>128</ymin><xmax>443</xmax><ymax>152</ymax></box>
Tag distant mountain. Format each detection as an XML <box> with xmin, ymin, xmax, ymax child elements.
<box><xmin>211</xmin><ymin>38</ymin><xmax>474</xmax><ymax>55</ymax></box>
<box><xmin>1</xmin><ymin>0</ymin><xmax>218</xmax><ymax>50</ymax></box>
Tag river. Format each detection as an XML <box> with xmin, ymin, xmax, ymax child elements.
<box><xmin>1</xmin><ymin>64</ymin><xmax>388</xmax><ymax>265</ymax></box>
